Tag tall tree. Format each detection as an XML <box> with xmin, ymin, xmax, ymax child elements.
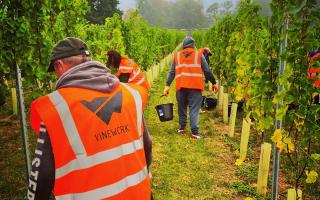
<box><xmin>137</xmin><ymin>0</ymin><xmax>209</xmax><ymax>29</ymax></box>
<box><xmin>206</xmin><ymin>2</ymin><xmax>220</xmax><ymax>17</ymax></box>
<box><xmin>222</xmin><ymin>0</ymin><xmax>233</xmax><ymax>14</ymax></box>
<box><xmin>86</xmin><ymin>0</ymin><xmax>122</xmax><ymax>24</ymax></box>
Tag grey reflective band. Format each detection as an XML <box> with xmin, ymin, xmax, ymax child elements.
<box><xmin>176</xmin><ymin>72</ymin><xmax>203</xmax><ymax>78</ymax></box>
<box><xmin>121</xmin><ymin>83</ymin><xmax>143</xmax><ymax>136</ymax></box>
<box><xmin>119</xmin><ymin>66</ymin><xmax>133</xmax><ymax>71</ymax></box>
<box><xmin>135</xmin><ymin>77</ymin><xmax>145</xmax><ymax>85</ymax></box>
<box><xmin>175</xmin><ymin>64</ymin><xmax>201</xmax><ymax>69</ymax></box>
<box><xmin>48</xmin><ymin>91</ymin><xmax>87</xmax><ymax>157</ymax></box>
<box><xmin>55</xmin><ymin>137</ymin><xmax>144</xmax><ymax>179</ymax></box>
<box><xmin>129</xmin><ymin>69</ymin><xmax>141</xmax><ymax>82</ymax></box>
<box><xmin>56</xmin><ymin>166</ymin><xmax>148</xmax><ymax>200</ymax></box>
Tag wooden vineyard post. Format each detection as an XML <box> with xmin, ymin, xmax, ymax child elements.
<box><xmin>152</xmin><ymin>65</ymin><xmax>156</xmax><ymax>80</ymax></box>
<box><xmin>257</xmin><ymin>142</ymin><xmax>272</xmax><ymax>196</ymax></box>
<box><xmin>154</xmin><ymin>65</ymin><xmax>159</xmax><ymax>79</ymax></box>
<box><xmin>218</xmin><ymin>85</ymin><xmax>224</xmax><ymax>110</ymax></box>
<box><xmin>223</xmin><ymin>93</ymin><xmax>228</xmax><ymax>124</ymax></box>
<box><xmin>149</xmin><ymin>70</ymin><xmax>154</xmax><ymax>85</ymax></box>
<box><xmin>239</xmin><ymin>118</ymin><xmax>251</xmax><ymax>160</ymax></box>
<box><xmin>287</xmin><ymin>188</ymin><xmax>302</xmax><ymax>200</ymax></box>
<box><xmin>11</xmin><ymin>88</ymin><xmax>17</xmax><ymax>115</ymax></box>
<box><xmin>228</xmin><ymin>103</ymin><xmax>238</xmax><ymax>137</ymax></box>
<box><xmin>208</xmin><ymin>82</ymin><xmax>212</xmax><ymax>91</ymax></box>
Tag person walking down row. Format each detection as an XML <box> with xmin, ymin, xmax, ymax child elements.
<box><xmin>163</xmin><ymin>36</ymin><xmax>218</xmax><ymax>139</ymax></box>
<box><xmin>107</xmin><ymin>50</ymin><xmax>149</xmax><ymax>91</ymax></box>
<box><xmin>28</xmin><ymin>37</ymin><xmax>152</xmax><ymax>200</ymax></box>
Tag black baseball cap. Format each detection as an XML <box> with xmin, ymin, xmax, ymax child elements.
<box><xmin>48</xmin><ymin>37</ymin><xmax>90</xmax><ymax>72</ymax></box>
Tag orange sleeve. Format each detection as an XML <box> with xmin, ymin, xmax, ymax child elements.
<box><xmin>128</xmin><ymin>84</ymin><xmax>148</xmax><ymax>112</ymax></box>
<box><xmin>30</xmin><ymin>101</ymin><xmax>41</xmax><ymax>134</ymax></box>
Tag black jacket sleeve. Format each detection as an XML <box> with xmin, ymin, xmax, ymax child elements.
<box><xmin>27</xmin><ymin>123</ymin><xmax>55</xmax><ymax>200</ymax></box>
<box><xmin>142</xmin><ymin>116</ymin><xmax>152</xmax><ymax>168</ymax></box>
<box><xmin>166</xmin><ymin>60</ymin><xmax>176</xmax><ymax>87</ymax></box>
<box><xmin>201</xmin><ymin>55</ymin><xmax>216</xmax><ymax>85</ymax></box>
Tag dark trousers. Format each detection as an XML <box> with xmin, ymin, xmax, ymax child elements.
<box><xmin>176</xmin><ymin>89</ymin><xmax>202</xmax><ymax>134</ymax></box>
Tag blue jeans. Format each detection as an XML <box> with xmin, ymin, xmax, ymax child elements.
<box><xmin>176</xmin><ymin>89</ymin><xmax>202</xmax><ymax>134</ymax></box>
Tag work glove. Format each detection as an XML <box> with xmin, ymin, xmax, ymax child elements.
<box><xmin>212</xmin><ymin>84</ymin><xmax>218</xmax><ymax>93</ymax></box>
<box><xmin>163</xmin><ymin>86</ymin><xmax>170</xmax><ymax>96</ymax></box>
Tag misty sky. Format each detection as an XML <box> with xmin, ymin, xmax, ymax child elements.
<box><xmin>118</xmin><ymin>0</ymin><xmax>240</xmax><ymax>12</ymax></box>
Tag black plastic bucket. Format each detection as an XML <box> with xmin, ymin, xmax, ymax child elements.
<box><xmin>155</xmin><ymin>103</ymin><xmax>173</xmax><ymax>122</ymax></box>
<box><xmin>204</xmin><ymin>97</ymin><xmax>217</xmax><ymax>110</ymax></box>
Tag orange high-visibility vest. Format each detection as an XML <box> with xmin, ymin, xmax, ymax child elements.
<box><xmin>30</xmin><ymin>83</ymin><xmax>151</xmax><ymax>200</ymax></box>
<box><xmin>308</xmin><ymin>53</ymin><xmax>320</xmax><ymax>88</ymax></box>
<box><xmin>174</xmin><ymin>48</ymin><xmax>204</xmax><ymax>91</ymax></box>
<box><xmin>198</xmin><ymin>48</ymin><xmax>205</xmax><ymax>56</ymax></box>
<box><xmin>118</xmin><ymin>57</ymin><xmax>149</xmax><ymax>91</ymax></box>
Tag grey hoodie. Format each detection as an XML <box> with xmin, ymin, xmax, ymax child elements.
<box><xmin>56</xmin><ymin>60</ymin><xmax>120</xmax><ymax>92</ymax></box>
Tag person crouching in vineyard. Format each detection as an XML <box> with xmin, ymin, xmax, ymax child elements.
<box><xmin>106</xmin><ymin>50</ymin><xmax>149</xmax><ymax>91</ymax></box>
<box><xmin>163</xmin><ymin>36</ymin><xmax>218</xmax><ymax>139</ymax></box>
<box><xmin>28</xmin><ymin>37</ymin><xmax>152</xmax><ymax>200</ymax></box>
<box><xmin>308</xmin><ymin>48</ymin><xmax>320</xmax><ymax>104</ymax></box>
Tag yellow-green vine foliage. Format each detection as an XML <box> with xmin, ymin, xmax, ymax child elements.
<box><xmin>193</xmin><ymin>0</ymin><xmax>320</xmax><ymax>195</ymax></box>
<box><xmin>0</xmin><ymin>2</ymin><xmax>185</xmax><ymax>100</ymax></box>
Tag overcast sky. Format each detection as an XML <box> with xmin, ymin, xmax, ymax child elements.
<box><xmin>118</xmin><ymin>0</ymin><xmax>240</xmax><ymax>12</ymax></box>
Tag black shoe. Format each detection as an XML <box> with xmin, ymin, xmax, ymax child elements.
<box><xmin>191</xmin><ymin>133</ymin><xmax>204</xmax><ymax>139</ymax></box>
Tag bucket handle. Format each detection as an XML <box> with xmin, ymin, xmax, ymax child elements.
<box><xmin>158</xmin><ymin>95</ymin><xmax>169</xmax><ymax>105</ymax></box>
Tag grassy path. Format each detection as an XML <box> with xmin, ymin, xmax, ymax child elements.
<box><xmin>144</xmin><ymin>69</ymin><xmax>244</xmax><ymax>200</ymax></box>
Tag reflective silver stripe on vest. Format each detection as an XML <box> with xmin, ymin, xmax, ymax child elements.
<box><xmin>135</xmin><ymin>77</ymin><xmax>145</xmax><ymax>85</ymax></box>
<box><xmin>48</xmin><ymin>91</ymin><xmax>87</xmax><ymax>157</ymax></box>
<box><xmin>310</xmin><ymin>72</ymin><xmax>317</xmax><ymax>77</ymax></box>
<box><xmin>128</xmin><ymin>68</ymin><xmax>141</xmax><ymax>82</ymax></box>
<box><xmin>194</xmin><ymin>50</ymin><xmax>199</xmax><ymax>65</ymax></box>
<box><xmin>176</xmin><ymin>72</ymin><xmax>203</xmax><ymax>79</ymax></box>
<box><xmin>121</xmin><ymin>83</ymin><xmax>143</xmax><ymax>136</ymax></box>
<box><xmin>55</xmin><ymin>136</ymin><xmax>144</xmax><ymax>179</ymax></box>
<box><xmin>175</xmin><ymin>64</ymin><xmax>201</xmax><ymax>69</ymax></box>
<box><xmin>56</xmin><ymin>166</ymin><xmax>148</xmax><ymax>200</ymax></box>
<box><xmin>119</xmin><ymin>66</ymin><xmax>133</xmax><ymax>71</ymax></box>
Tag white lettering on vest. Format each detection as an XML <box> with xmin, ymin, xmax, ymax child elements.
<box><xmin>30</xmin><ymin>170</ymin><xmax>39</xmax><ymax>181</ymax></box>
<box><xmin>28</xmin><ymin>179</ymin><xmax>37</xmax><ymax>192</ymax></box>
<box><xmin>27</xmin><ymin>190</ymin><xmax>35</xmax><ymax>200</ymax></box>
<box><xmin>94</xmin><ymin>125</ymin><xmax>130</xmax><ymax>142</ymax></box>
<box><xmin>31</xmin><ymin>157</ymin><xmax>40</xmax><ymax>167</ymax></box>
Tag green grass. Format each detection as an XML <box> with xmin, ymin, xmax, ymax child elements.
<box><xmin>145</xmin><ymin>69</ymin><xmax>242</xmax><ymax>199</ymax></box>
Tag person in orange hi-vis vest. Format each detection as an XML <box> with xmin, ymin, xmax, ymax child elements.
<box><xmin>308</xmin><ymin>49</ymin><xmax>320</xmax><ymax>88</ymax></box>
<box><xmin>163</xmin><ymin>36</ymin><xmax>218</xmax><ymax>139</ymax></box>
<box><xmin>106</xmin><ymin>50</ymin><xmax>149</xmax><ymax>91</ymax></box>
<box><xmin>28</xmin><ymin>37</ymin><xmax>152</xmax><ymax>200</ymax></box>
<box><xmin>308</xmin><ymin>48</ymin><xmax>320</xmax><ymax>105</ymax></box>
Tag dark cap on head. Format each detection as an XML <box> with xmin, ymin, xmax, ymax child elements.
<box><xmin>182</xmin><ymin>36</ymin><xmax>195</xmax><ymax>49</ymax></box>
<box><xmin>48</xmin><ymin>37</ymin><xmax>90</xmax><ymax>72</ymax></box>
